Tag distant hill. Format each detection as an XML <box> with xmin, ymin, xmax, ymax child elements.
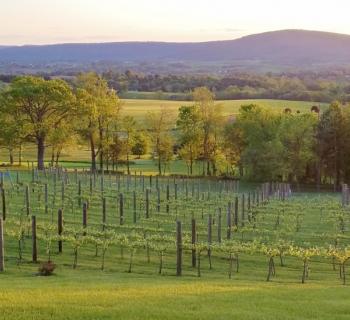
<box><xmin>1</xmin><ymin>30</ymin><xmax>350</xmax><ymax>69</ymax></box>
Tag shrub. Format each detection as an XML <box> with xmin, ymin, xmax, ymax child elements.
<box><xmin>38</xmin><ymin>261</ymin><xmax>56</xmax><ymax>276</ymax></box>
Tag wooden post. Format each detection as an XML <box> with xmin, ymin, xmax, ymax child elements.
<box><xmin>102</xmin><ymin>197</ymin><xmax>106</xmax><ymax>229</ymax></box>
<box><xmin>44</xmin><ymin>183</ymin><xmax>48</xmax><ymax>214</ymax></box>
<box><xmin>58</xmin><ymin>209</ymin><xmax>63</xmax><ymax>253</ymax></box>
<box><xmin>166</xmin><ymin>184</ymin><xmax>170</xmax><ymax>213</ymax></box>
<box><xmin>146</xmin><ymin>189</ymin><xmax>150</xmax><ymax>218</ymax></box>
<box><xmin>1</xmin><ymin>188</ymin><xmax>6</xmax><ymax>221</ymax></box>
<box><xmin>248</xmin><ymin>193</ymin><xmax>251</xmax><ymax>222</ymax></box>
<box><xmin>227</xmin><ymin>202</ymin><xmax>232</xmax><ymax>239</ymax></box>
<box><xmin>83</xmin><ymin>202</ymin><xmax>88</xmax><ymax>229</ymax></box>
<box><xmin>208</xmin><ymin>214</ymin><xmax>212</xmax><ymax>244</ymax></box>
<box><xmin>119</xmin><ymin>193</ymin><xmax>124</xmax><ymax>225</ymax></box>
<box><xmin>207</xmin><ymin>214</ymin><xmax>212</xmax><ymax>269</ymax></box>
<box><xmin>241</xmin><ymin>194</ymin><xmax>245</xmax><ymax>227</ymax></box>
<box><xmin>133</xmin><ymin>191</ymin><xmax>137</xmax><ymax>223</ymax></box>
<box><xmin>191</xmin><ymin>218</ymin><xmax>196</xmax><ymax>267</ymax></box>
<box><xmin>25</xmin><ymin>185</ymin><xmax>30</xmax><ymax>216</ymax></box>
<box><xmin>0</xmin><ymin>218</ymin><xmax>4</xmax><ymax>272</ymax></box>
<box><xmin>78</xmin><ymin>180</ymin><xmax>82</xmax><ymax>207</ymax></box>
<box><xmin>234</xmin><ymin>196</ymin><xmax>239</xmax><ymax>227</ymax></box>
<box><xmin>61</xmin><ymin>181</ymin><xmax>65</xmax><ymax>206</ymax></box>
<box><xmin>217</xmin><ymin>208</ymin><xmax>222</xmax><ymax>243</ymax></box>
<box><xmin>157</xmin><ymin>187</ymin><xmax>161</xmax><ymax>212</ymax></box>
<box><xmin>32</xmin><ymin>215</ymin><xmax>37</xmax><ymax>263</ymax></box>
<box><xmin>176</xmin><ymin>220</ymin><xmax>182</xmax><ymax>276</ymax></box>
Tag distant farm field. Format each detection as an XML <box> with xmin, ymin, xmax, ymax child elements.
<box><xmin>121</xmin><ymin>98</ymin><xmax>327</xmax><ymax>121</ymax></box>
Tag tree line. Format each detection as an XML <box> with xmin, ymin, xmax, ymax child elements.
<box><xmin>0</xmin><ymin>73</ymin><xmax>350</xmax><ymax>188</ymax></box>
<box><xmin>101</xmin><ymin>70</ymin><xmax>350</xmax><ymax>103</ymax></box>
<box><xmin>2</xmin><ymin>69</ymin><xmax>350</xmax><ymax>103</ymax></box>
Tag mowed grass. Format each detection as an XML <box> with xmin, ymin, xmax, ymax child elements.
<box><xmin>0</xmin><ymin>169</ymin><xmax>349</xmax><ymax>319</ymax></box>
<box><xmin>1</xmin><ymin>269</ymin><xmax>350</xmax><ymax>320</ymax></box>
<box><xmin>121</xmin><ymin>98</ymin><xmax>327</xmax><ymax>121</ymax></box>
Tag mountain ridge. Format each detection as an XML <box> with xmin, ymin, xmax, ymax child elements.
<box><xmin>1</xmin><ymin>29</ymin><xmax>350</xmax><ymax>69</ymax></box>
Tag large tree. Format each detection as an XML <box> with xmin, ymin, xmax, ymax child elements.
<box><xmin>1</xmin><ymin>76</ymin><xmax>74</xmax><ymax>169</ymax></box>
<box><xmin>279</xmin><ymin>113</ymin><xmax>317</xmax><ymax>186</ymax></box>
<box><xmin>317</xmin><ymin>102</ymin><xmax>350</xmax><ymax>189</ymax></box>
<box><xmin>121</xmin><ymin>115</ymin><xmax>137</xmax><ymax>175</ymax></box>
<box><xmin>0</xmin><ymin>101</ymin><xmax>25</xmax><ymax>165</ymax></box>
<box><xmin>177</xmin><ymin>105</ymin><xmax>202</xmax><ymax>175</ymax></box>
<box><xmin>192</xmin><ymin>87</ymin><xmax>223</xmax><ymax>175</ymax></box>
<box><xmin>131</xmin><ymin>131</ymin><xmax>149</xmax><ymax>159</ymax></box>
<box><xmin>235</xmin><ymin>104</ymin><xmax>284</xmax><ymax>181</ymax></box>
<box><xmin>75</xmin><ymin>72</ymin><xmax>121</xmax><ymax>172</ymax></box>
<box><xmin>146</xmin><ymin>108</ymin><xmax>174</xmax><ymax>175</ymax></box>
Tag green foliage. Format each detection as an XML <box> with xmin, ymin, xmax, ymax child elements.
<box><xmin>1</xmin><ymin>76</ymin><xmax>75</xmax><ymax>169</ymax></box>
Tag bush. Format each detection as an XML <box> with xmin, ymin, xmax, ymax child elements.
<box><xmin>38</xmin><ymin>261</ymin><xmax>56</xmax><ymax>276</ymax></box>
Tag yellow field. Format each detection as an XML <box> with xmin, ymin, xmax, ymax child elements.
<box><xmin>121</xmin><ymin>99</ymin><xmax>327</xmax><ymax>121</ymax></box>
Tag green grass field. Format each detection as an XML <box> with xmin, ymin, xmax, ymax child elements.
<box><xmin>0</xmin><ymin>170</ymin><xmax>349</xmax><ymax>319</ymax></box>
<box><xmin>121</xmin><ymin>98</ymin><xmax>327</xmax><ymax>121</ymax></box>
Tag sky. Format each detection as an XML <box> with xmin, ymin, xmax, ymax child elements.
<box><xmin>1</xmin><ymin>0</ymin><xmax>350</xmax><ymax>45</ymax></box>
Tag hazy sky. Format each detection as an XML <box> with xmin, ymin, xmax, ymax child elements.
<box><xmin>1</xmin><ymin>0</ymin><xmax>350</xmax><ymax>45</ymax></box>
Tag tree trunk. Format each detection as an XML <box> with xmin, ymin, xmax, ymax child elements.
<box><xmin>18</xmin><ymin>143</ymin><xmax>22</xmax><ymax>166</ymax></box>
<box><xmin>190</xmin><ymin>160</ymin><xmax>193</xmax><ymax>175</ymax></box>
<box><xmin>158</xmin><ymin>157</ymin><xmax>162</xmax><ymax>176</ymax></box>
<box><xmin>37</xmin><ymin>136</ymin><xmax>45</xmax><ymax>170</ymax></box>
<box><xmin>51</xmin><ymin>147</ymin><xmax>55</xmax><ymax>167</ymax></box>
<box><xmin>90</xmin><ymin>135</ymin><xmax>97</xmax><ymax>172</ymax></box>
<box><xmin>99</xmin><ymin>122</ymin><xmax>104</xmax><ymax>172</ymax></box>
<box><xmin>9</xmin><ymin>148</ymin><xmax>14</xmax><ymax>165</ymax></box>
<box><xmin>127</xmin><ymin>151</ymin><xmax>130</xmax><ymax>175</ymax></box>
<box><xmin>55</xmin><ymin>150</ymin><xmax>61</xmax><ymax>167</ymax></box>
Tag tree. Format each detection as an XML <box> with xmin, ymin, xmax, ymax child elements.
<box><xmin>121</xmin><ymin>115</ymin><xmax>137</xmax><ymax>175</ymax></box>
<box><xmin>145</xmin><ymin>108</ymin><xmax>175</xmax><ymax>175</ymax></box>
<box><xmin>235</xmin><ymin>104</ymin><xmax>284</xmax><ymax>181</ymax></box>
<box><xmin>108</xmin><ymin>135</ymin><xmax>125</xmax><ymax>172</ymax></box>
<box><xmin>0</xmin><ymin>105</ymin><xmax>25</xmax><ymax>165</ymax></box>
<box><xmin>279</xmin><ymin>113</ymin><xmax>317</xmax><ymax>186</ymax></box>
<box><xmin>75</xmin><ymin>72</ymin><xmax>121</xmax><ymax>172</ymax></box>
<box><xmin>131</xmin><ymin>132</ymin><xmax>149</xmax><ymax>159</ymax></box>
<box><xmin>47</xmin><ymin>121</ymin><xmax>75</xmax><ymax>167</ymax></box>
<box><xmin>177</xmin><ymin>106</ymin><xmax>202</xmax><ymax>175</ymax></box>
<box><xmin>1</xmin><ymin>76</ymin><xmax>75</xmax><ymax>170</ymax></box>
<box><xmin>223</xmin><ymin>120</ymin><xmax>245</xmax><ymax>176</ymax></box>
<box><xmin>192</xmin><ymin>87</ymin><xmax>223</xmax><ymax>175</ymax></box>
<box><xmin>317</xmin><ymin>102</ymin><xmax>349</xmax><ymax>189</ymax></box>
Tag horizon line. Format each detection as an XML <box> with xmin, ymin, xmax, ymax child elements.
<box><xmin>1</xmin><ymin>28</ymin><xmax>350</xmax><ymax>47</ymax></box>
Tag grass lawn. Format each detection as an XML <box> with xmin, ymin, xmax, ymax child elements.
<box><xmin>1</xmin><ymin>268</ymin><xmax>350</xmax><ymax>320</ymax></box>
<box><xmin>0</xmin><ymin>170</ymin><xmax>349</xmax><ymax>319</ymax></box>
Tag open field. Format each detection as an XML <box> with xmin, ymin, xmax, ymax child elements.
<box><xmin>121</xmin><ymin>98</ymin><xmax>328</xmax><ymax>121</ymax></box>
<box><xmin>0</xmin><ymin>170</ymin><xmax>349</xmax><ymax>319</ymax></box>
